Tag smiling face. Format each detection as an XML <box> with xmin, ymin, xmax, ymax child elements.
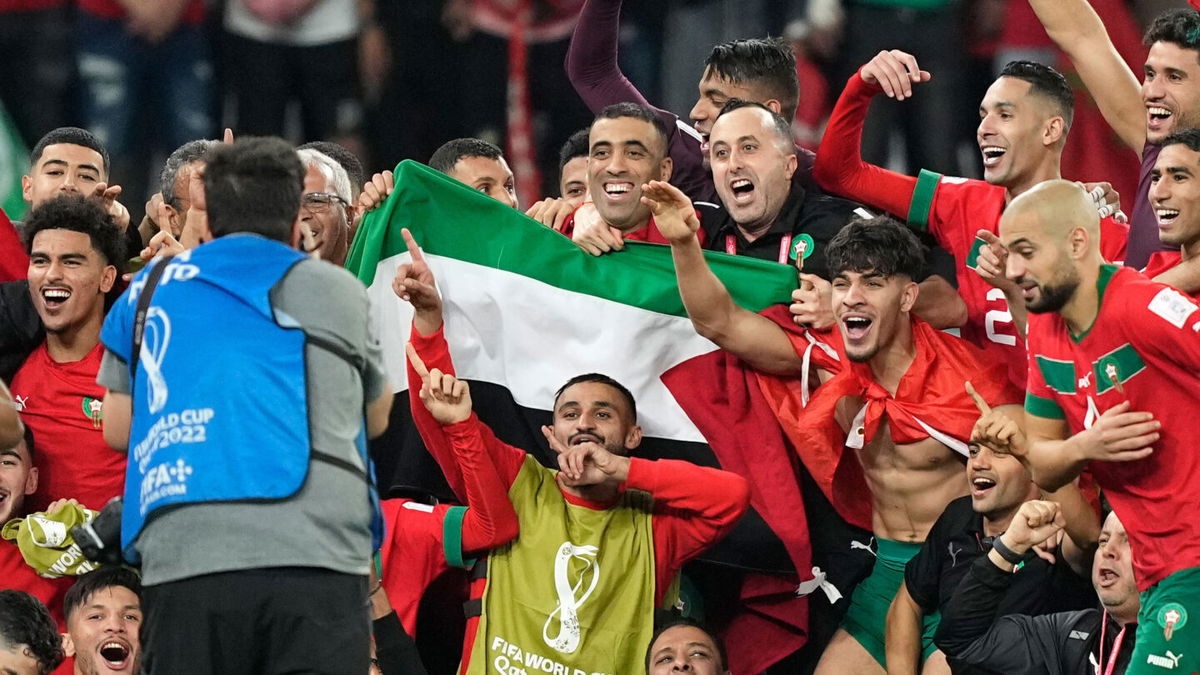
<box><xmin>550</xmin><ymin>381</ymin><xmax>641</xmax><ymax>462</ymax></box>
<box><xmin>0</xmin><ymin>437</ymin><xmax>36</xmax><ymax>524</ymax></box>
<box><xmin>588</xmin><ymin>116</ymin><xmax>671</xmax><ymax>231</ymax></box>
<box><xmin>709</xmin><ymin>106</ymin><xmax>797</xmax><ymax>233</ymax></box>
<box><xmin>1093</xmin><ymin>512</ymin><xmax>1140</xmax><ymax>621</ymax></box>
<box><xmin>65</xmin><ymin>586</ymin><xmax>141</xmax><ymax>675</ymax></box>
<box><xmin>648</xmin><ymin>625</ymin><xmax>727</xmax><ymax>675</ymax></box>
<box><xmin>1143</xmin><ymin>41</ymin><xmax>1200</xmax><ymax>144</ymax></box>
<box><xmin>977</xmin><ymin>77</ymin><xmax>1060</xmax><ymax>188</ymax></box>
<box><xmin>21</xmin><ymin>144</ymin><xmax>106</xmax><ymax>208</ymax></box>
<box><xmin>448</xmin><ymin>156</ymin><xmax>518</xmax><ymax>209</ymax></box>
<box><xmin>27</xmin><ymin>229</ymin><xmax>116</xmax><ymax>339</ymax></box>
<box><xmin>1150</xmin><ymin>142</ymin><xmax>1200</xmax><ymax>248</ymax></box>
<box><xmin>297</xmin><ymin>164</ymin><xmax>349</xmax><ymax>261</ymax></box>
<box><xmin>966</xmin><ymin>442</ymin><xmax>1034</xmax><ymax>518</ymax></box>
<box><xmin>831</xmin><ymin>270</ymin><xmax>917</xmax><ymax>363</ymax></box>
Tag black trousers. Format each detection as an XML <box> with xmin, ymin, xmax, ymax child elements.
<box><xmin>140</xmin><ymin>567</ymin><xmax>370</xmax><ymax>675</ymax></box>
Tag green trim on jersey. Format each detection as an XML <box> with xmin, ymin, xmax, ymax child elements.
<box><xmin>907</xmin><ymin>169</ymin><xmax>941</xmax><ymax>229</ymax></box>
<box><xmin>1092</xmin><ymin>343</ymin><xmax>1147</xmax><ymax>395</ymax></box>
<box><xmin>1035</xmin><ymin>355</ymin><xmax>1077</xmax><ymax>394</ymax></box>
<box><xmin>443</xmin><ymin>505</ymin><xmax>475</xmax><ymax>570</ymax></box>
<box><xmin>1025</xmin><ymin>392</ymin><xmax>1065</xmax><ymax>419</ymax></box>
<box><xmin>1071</xmin><ymin>265</ymin><xmax>1120</xmax><ymax>343</ymax></box>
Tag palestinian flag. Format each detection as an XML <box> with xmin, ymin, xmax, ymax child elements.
<box><xmin>0</xmin><ymin>99</ymin><xmax>27</xmax><ymax>283</ymax></box>
<box><xmin>346</xmin><ymin>161</ymin><xmax>848</xmax><ymax>672</ymax></box>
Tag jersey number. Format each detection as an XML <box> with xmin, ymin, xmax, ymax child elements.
<box><xmin>984</xmin><ymin>288</ymin><xmax>1016</xmax><ymax>346</ymax></box>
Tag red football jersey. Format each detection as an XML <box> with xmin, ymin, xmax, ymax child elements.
<box><xmin>378</xmin><ymin>498</ymin><xmax>463</xmax><ymax>637</ymax></box>
<box><xmin>1025</xmin><ymin>265</ymin><xmax>1200</xmax><ymax>589</ymax></box>
<box><xmin>910</xmin><ymin>172</ymin><xmax>1129</xmax><ymax>388</ymax></box>
<box><xmin>9</xmin><ymin>343</ymin><xmax>126</xmax><ymax>512</ymax></box>
<box><xmin>1140</xmin><ymin>251</ymin><xmax>1200</xmax><ymax>301</ymax></box>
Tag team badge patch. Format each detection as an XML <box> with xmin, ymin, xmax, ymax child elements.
<box><xmin>1158</xmin><ymin>602</ymin><xmax>1188</xmax><ymax>641</ymax></box>
<box><xmin>791</xmin><ymin>233</ymin><xmax>815</xmax><ymax>262</ymax></box>
<box><xmin>81</xmin><ymin>396</ymin><xmax>103</xmax><ymax>429</ymax></box>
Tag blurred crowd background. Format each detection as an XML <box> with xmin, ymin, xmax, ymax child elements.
<box><xmin>0</xmin><ymin>0</ymin><xmax>1179</xmax><ymax>223</ymax></box>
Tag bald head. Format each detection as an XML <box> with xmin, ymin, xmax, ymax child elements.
<box><xmin>1001</xmin><ymin>180</ymin><xmax>1103</xmax><ymax>315</ymax></box>
<box><xmin>1002</xmin><ymin>180</ymin><xmax>1100</xmax><ymax>243</ymax></box>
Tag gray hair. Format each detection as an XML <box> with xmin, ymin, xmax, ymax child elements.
<box><xmin>160</xmin><ymin>139</ymin><xmax>219</xmax><ymax>208</ymax></box>
<box><xmin>296</xmin><ymin>148</ymin><xmax>352</xmax><ymax>204</ymax></box>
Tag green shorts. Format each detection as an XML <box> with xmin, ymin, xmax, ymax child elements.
<box><xmin>841</xmin><ymin>537</ymin><xmax>940</xmax><ymax>667</ymax></box>
<box><xmin>1129</xmin><ymin>566</ymin><xmax>1200</xmax><ymax>674</ymax></box>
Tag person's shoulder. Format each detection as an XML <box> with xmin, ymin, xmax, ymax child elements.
<box><xmin>796</xmin><ymin>191</ymin><xmax>874</xmax><ymax>227</ymax></box>
<box><xmin>281</xmin><ymin>258</ymin><xmax>366</xmax><ymax>295</ymax></box>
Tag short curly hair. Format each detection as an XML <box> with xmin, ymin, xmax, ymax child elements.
<box><xmin>1144</xmin><ymin>8</ymin><xmax>1200</xmax><ymax>52</ymax></box>
<box><xmin>826</xmin><ymin>214</ymin><xmax>928</xmax><ymax>281</ymax></box>
<box><xmin>0</xmin><ymin>590</ymin><xmax>66</xmax><ymax>674</ymax></box>
<box><xmin>23</xmin><ymin>194</ymin><xmax>125</xmax><ymax>269</ymax></box>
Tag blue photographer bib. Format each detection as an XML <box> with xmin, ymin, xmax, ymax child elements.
<box><xmin>100</xmin><ymin>235</ymin><xmax>381</xmax><ymax>560</ymax></box>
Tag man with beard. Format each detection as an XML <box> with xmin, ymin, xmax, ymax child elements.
<box><xmin>61</xmin><ymin>568</ymin><xmax>142</xmax><ymax>675</ymax></box>
<box><xmin>937</xmin><ymin>509</ymin><xmax>1140</xmax><ymax>674</ymax></box>
<box><xmin>9</xmin><ymin>197</ymin><xmax>124</xmax><ymax>513</ymax></box>
<box><xmin>394</xmin><ymin>230</ymin><xmax>750</xmax><ymax>675</ymax></box>
<box><xmin>650</xmin><ymin>182</ymin><xmax>1022</xmax><ymax>673</ymax></box>
<box><xmin>992</xmin><ymin>179</ymin><xmax>1200</xmax><ymax>672</ymax></box>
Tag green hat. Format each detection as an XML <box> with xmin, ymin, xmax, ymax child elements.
<box><xmin>1</xmin><ymin>503</ymin><xmax>102</xmax><ymax>578</ymax></box>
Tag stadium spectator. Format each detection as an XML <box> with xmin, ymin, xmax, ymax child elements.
<box><xmin>936</xmin><ymin>508</ymin><xmax>1139</xmax><ymax>674</ymax></box>
<box><xmin>61</xmin><ymin>567</ymin><xmax>142</xmax><ymax>675</ymax></box>
<box><xmin>10</xmin><ymin>196</ymin><xmax>124</xmax><ymax>513</ymax></box>
<box><xmin>396</xmin><ymin>228</ymin><xmax>750</xmax><ymax>674</ymax></box>
<box><xmin>97</xmin><ymin>137</ymin><xmax>392</xmax><ymax>671</ymax></box>
<box><xmin>0</xmin><ymin>590</ymin><xmax>64</xmax><ymax>675</ymax></box>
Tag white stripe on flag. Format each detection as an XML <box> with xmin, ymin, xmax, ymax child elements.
<box><xmin>368</xmin><ymin>253</ymin><xmax>721</xmax><ymax>443</ymax></box>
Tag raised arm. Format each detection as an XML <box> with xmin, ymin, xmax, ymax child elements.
<box><xmin>1026</xmin><ymin>0</ymin><xmax>1146</xmax><ymax>153</ymax></box>
<box><xmin>813</xmin><ymin>53</ymin><xmax>927</xmax><ymax>217</ymax></box>
<box><xmin>643</xmin><ymin>180</ymin><xmax>803</xmax><ymax>374</ymax></box>
<box><xmin>564</xmin><ymin>0</ymin><xmax>652</xmax><ymax>113</ymax></box>
<box><xmin>443</xmin><ymin>418</ymin><xmax>520</xmax><ymax>554</ymax></box>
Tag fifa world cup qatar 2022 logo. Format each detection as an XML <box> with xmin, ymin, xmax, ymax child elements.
<box><xmin>542</xmin><ymin>542</ymin><xmax>601</xmax><ymax>654</ymax></box>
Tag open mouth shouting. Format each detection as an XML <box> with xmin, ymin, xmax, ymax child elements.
<box><xmin>980</xmin><ymin>145</ymin><xmax>1007</xmax><ymax>168</ymax></box>
<box><xmin>1096</xmin><ymin>562</ymin><xmax>1121</xmax><ymax>589</ymax></box>
<box><xmin>727</xmin><ymin>177</ymin><xmax>756</xmax><ymax>205</ymax></box>
<box><xmin>841</xmin><ymin>314</ymin><xmax>873</xmax><ymax>341</ymax></box>
<box><xmin>39</xmin><ymin>285</ymin><xmax>72</xmax><ymax>311</ymax></box>
<box><xmin>1148</xmin><ymin>104</ymin><xmax>1174</xmax><ymax>133</ymax></box>
<box><xmin>97</xmin><ymin>638</ymin><xmax>133</xmax><ymax>672</ymax></box>
<box><xmin>1156</xmin><ymin>207</ymin><xmax>1181</xmax><ymax>229</ymax></box>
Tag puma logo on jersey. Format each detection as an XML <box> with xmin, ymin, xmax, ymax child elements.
<box><xmin>1146</xmin><ymin>650</ymin><xmax>1183</xmax><ymax>669</ymax></box>
<box><xmin>1077</xmin><ymin>371</ymin><xmax>1093</xmax><ymax>389</ymax></box>
<box><xmin>12</xmin><ymin>395</ymin><xmax>28</xmax><ymax>411</ymax></box>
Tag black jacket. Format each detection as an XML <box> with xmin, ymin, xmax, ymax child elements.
<box><xmin>0</xmin><ymin>280</ymin><xmax>42</xmax><ymax>382</ymax></box>
<box><xmin>936</xmin><ymin>554</ymin><xmax>1135</xmax><ymax>674</ymax></box>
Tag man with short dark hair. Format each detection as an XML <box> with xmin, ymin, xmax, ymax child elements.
<box><xmin>557</xmin><ymin>128</ymin><xmax>590</xmax><ymax>207</ymax></box>
<box><xmin>815</xmin><ymin>52</ymin><xmax>1129</xmax><ymax>388</ymax></box>
<box><xmin>395</xmin><ymin>230</ymin><xmax>750</xmax><ymax>674</ymax></box>
<box><xmin>98</xmin><ymin>137</ymin><xmax>393</xmax><ymax>671</ymax></box>
<box><xmin>10</xmin><ymin>196</ymin><xmax>125</xmax><ymax>513</ymax></box>
<box><xmin>0</xmin><ymin>590</ymin><xmax>64</xmax><ymax>675</ymax></box>
<box><xmin>62</xmin><ymin>567</ymin><xmax>143</xmax><ymax>675</ymax></box>
<box><xmin>1145</xmin><ymin>128</ymin><xmax>1200</xmax><ymax>298</ymax></box>
<box><xmin>646</xmin><ymin>617</ymin><xmax>730</xmax><ymax>675</ymax></box>
<box><xmin>428</xmin><ymin>138</ymin><xmax>518</xmax><ymax>209</ymax></box>
<box><xmin>651</xmin><ymin>188</ymin><xmax>1023</xmax><ymax>672</ymax></box>
<box><xmin>22</xmin><ymin>127</ymin><xmax>129</xmax><ymax>234</ymax></box>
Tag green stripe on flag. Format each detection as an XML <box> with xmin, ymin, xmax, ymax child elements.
<box><xmin>345</xmin><ymin>161</ymin><xmax>797</xmax><ymax>317</ymax></box>
<box><xmin>0</xmin><ymin>101</ymin><xmax>27</xmax><ymax>221</ymax></box>
<box><xmin>1092</xmin><ymin>343</ymin><xmax>1145</xmax><ymax>394</ymax></box>
<box><xmin>1035</xmin><ymin>355</ymin><xmax>1076</xmax><ymax>394</ymax></box>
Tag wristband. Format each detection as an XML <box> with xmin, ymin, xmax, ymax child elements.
<box><xmin>991</xmin><ymin>535</ymin><xmax>1024</xmax><ymax>565</ymax></box>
